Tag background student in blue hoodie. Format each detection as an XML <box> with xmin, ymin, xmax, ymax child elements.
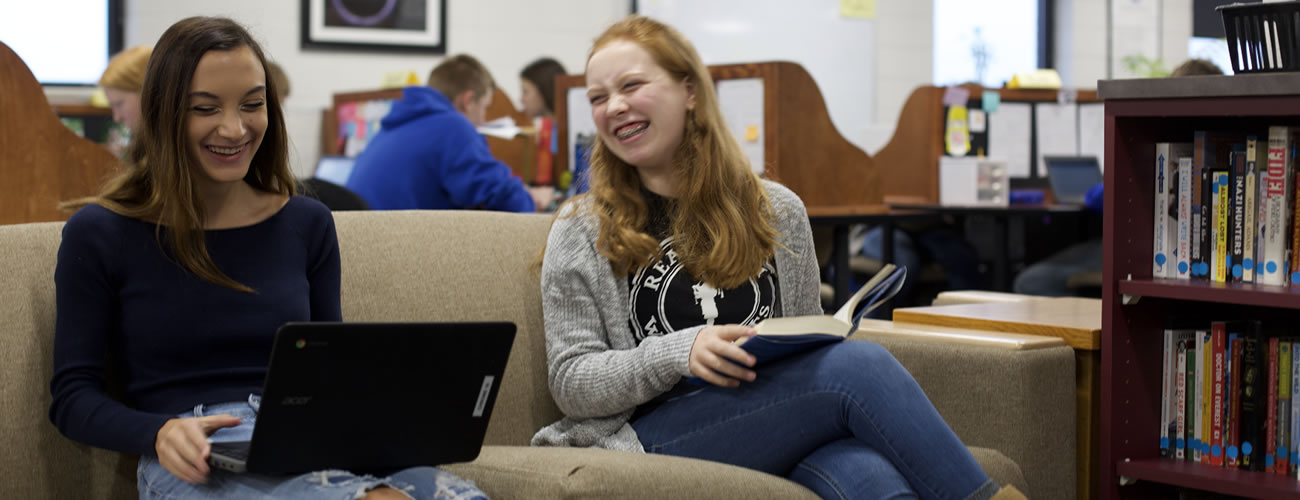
<box><xmin>347</xmin><ymin>54</ymin><xmax>553</xmax><ymax>212</ymax></box>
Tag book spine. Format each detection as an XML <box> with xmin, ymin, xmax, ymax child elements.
<box><xmin>1263</xmin><ymin>126</ymin><xmax>1291</xmax><ymax>285</ymax></box>
<box><xmin>1293</xmin><ymin>129</ymin><xmax>1300</xmax><ymax>284</ymax></box>
<box><xmin>1259</xmin><ymin>169</ymin><xmax>1270</xmax><ymax>281</ymax></box>
<box><xmin>1292</xmin><ymin>348</ymin><xmax>1300</xmax><ymax>477</ymax></box>
<box><xmin>1202</xmin><ymin>330</ymin><xmax>1213</xmax><ymax>463</ymax></box>
<box><xmin>1193</xmin><ymin>131</ymin><xmax>1208</xmax><ymax>279</ymax></box>
<box><xmin>1211</xmin><ymin>322</ymin><xmax>1226</xmax><ymax>466</ymax></box>
<box><xmin>1155</xmin><ymin>143</ymin><xmax>1172</xmax><ymax>278</ymax></box>
<box><xmin>1232</xmin><ymin>150</ymin><xmax>1247</xmax><ymax>282</ymax></box>
<box><xmin>1202</xmin><ymin>164</ymin><xmax>1214</xmax><ymax>281</ymax></box>
<box><xmin>1278</xmin><ymin>341</ymin><xmax>1293</xmax><ymax>474</ymax></box>
<box><xmin>1188</xmin><ymin>339</ymin><xmax>1199</xmax><ymax>462</ymax></box>
<box><xmin>1215</xmin><ymin>170</ymin><xmax>1230</xmax><ymax>283</ymax></box>
<box><xmin>1177</xmin><ymin>339</ymin><xmax>1189</xmax><ymax>460</ymax></box>
<box><xmin>1179</xmin><ymin>157</ymin><xmax>1195</xmax><ymax>279</ymax></box>
<box><xmin>1162</xmin><ymin>328</ymin><xmax>1174</xmax><ymax>457</ymax></box>
<box><xmin>1245</xmin><ymin>136</ymin><xmax>1260</xmax><ymax>282</ymax></box>
<box><xmin>1240</xmin><ymin>326</ymin><xmax>1264</xmax><ymax>471</ymax></box>
<box><xmin>1268</xmin><ymin>337</ymin><xmax>1279</xmax><ymax>472</ymax></box>
<box><xmin>1231</xmin><ymin>334</ymin><xmax>1244</xmax><ymax>466</ymax></box>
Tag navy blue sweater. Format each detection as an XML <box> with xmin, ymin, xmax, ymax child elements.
<box><xmin>345</xmin><ymin>86</ymin><xmax>535</xmax><ymax>212</ymax></box>
<box><xmin>49</xmin><ymin>196</ymin><xmax>342</xmax><ymax>457</ymax></box>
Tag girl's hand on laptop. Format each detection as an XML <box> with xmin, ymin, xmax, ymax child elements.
<box><xmin>154</xmin><ymin>415</ymin><xmax>242</xmax><ymax>484</ymax></box>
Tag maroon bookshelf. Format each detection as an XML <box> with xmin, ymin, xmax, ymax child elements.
<box><xmin>1118</xmin><ymin>279</ymin><xmax>1300</xmax><ymax>309</ymax></box>
<box><xmin>1099</xmin><ymin>74</ymin><xmax>1300</xmax><ymax>500</ymax></box>
<box><xmin>1117</xmin><ymin>459</ymin><xmax>1300</xmax><ymax>499</ymax></box>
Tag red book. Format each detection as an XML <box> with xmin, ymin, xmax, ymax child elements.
<box><xmin>1266</xmin><ymin>338</ymin><xmax>1279</xmax><ymax>472</ymax></box>
<box><xmin>1210</xmin><ymin>323</ymin><xmax>1226</xmax><ymax>466</ymax></box>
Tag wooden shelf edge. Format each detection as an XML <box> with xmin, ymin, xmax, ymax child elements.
<box><xmin>1116</xmin><ymin>279</ymin><xmax>1300</xmax><ymax>310</ymax></box>
<box><xmin>1117</xmin><ymin>459</ymin><xmax>1300</xmax><ymax>499</ymax></box>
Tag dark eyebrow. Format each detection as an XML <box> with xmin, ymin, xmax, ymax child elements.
<box><xmin>188</xmin><ymin>86</ymin><xmax>267</xmax><ymax>100</ymax></box>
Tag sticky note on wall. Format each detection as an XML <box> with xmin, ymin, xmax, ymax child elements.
<box><xmin>840</xmin><ymin>0</ymin><xmax>875</xmax><ymax>19</ymax></box>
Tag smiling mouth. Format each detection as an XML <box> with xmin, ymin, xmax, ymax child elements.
<box><xmin>616</xmin><ymin>122</ymin><xmax>648</xmax><ymax>140</ymax></box>
<box><xmin>206</xmin><ymin>144</ymin><xmax>247</xmax><ymax>156</ymax></box>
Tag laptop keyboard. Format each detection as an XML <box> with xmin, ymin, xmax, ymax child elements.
<box><xmin>210</xmin><ymin>441</ymin><xmax>251</xmax><ymax>461</ymax></box>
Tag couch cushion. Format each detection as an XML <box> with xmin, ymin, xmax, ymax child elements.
<box><xmin>332</xmin><ymin>211</ymin><xmax>560</xmax><ymax>446</ymax></box>
<box><xmin>446</xmin><ymin>445</ymin><xmax>1025</xmax><ymax>499</ymax></box>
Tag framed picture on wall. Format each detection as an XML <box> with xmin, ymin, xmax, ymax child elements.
<box><xmin>301</xmin><ymin>0</ymin><xmax>446</xmax><ymax>53</ymax></box>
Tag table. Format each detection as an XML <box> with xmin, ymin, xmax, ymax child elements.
<box><xmin>888</xmin><ymin>203</ymin><xmax>1094</xmax><ymax>292</ymax></box>
<box><xmin>893</xmin><ymin>297</ymin><xmax>1102</xmax><ymax>500</ymax></box>
<box><xmin>807</xmin><ymin>209</ymin><xmax>938</xmax><ymax>309</ymax></box>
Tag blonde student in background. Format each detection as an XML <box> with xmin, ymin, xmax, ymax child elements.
<box><xmin>49</xmin><ymin>16</ymin><xmax>486</xmax><ymax>499</ymax></box>
<box><xmin>530</xmin><ymin>15</ymin><xmax>1025</xmax><ymax>500</ymax></box>
<box><xmin>98</xmin><ymin>45</ymin><xmax>151</xmax><ymax>155</ymax></box>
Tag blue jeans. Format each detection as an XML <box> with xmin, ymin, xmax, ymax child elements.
<box><xmin>631</xmin><ymin>342</ymin><xmax>997</xmax><ymax>500</ymax></box>
<box><xmin>861</xmin><ymin>226</ymin><xmax>982</xmax><ymax>312</ymax></box>
<box><xmin>1012</xmin><ymin>238</ymin><xmax>1102</xmax><ymax>296</ymax></box>
<box><xmin>137</xmin><ymin>395</ymin><xmax>487</xmax><ymax>500</ymax></box>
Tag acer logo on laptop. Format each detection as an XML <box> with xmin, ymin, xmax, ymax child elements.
<box><xmin>280</xmin><ymin>396</ymin><xmax>312</xmax><ymax>406</ymax></box>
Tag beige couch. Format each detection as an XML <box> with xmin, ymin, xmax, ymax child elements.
<box><xmin>0</xmin><ymin>210</ymin><xmax>1077</xmax><ymax>499</ymax></box>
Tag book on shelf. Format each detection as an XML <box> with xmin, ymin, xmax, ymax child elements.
<box><xmin>1178</xmin><ymin>156</ymin><xmax>1195</xmax><ymax>279</ymax></box>
<box><xmin>1267</xmin><ymin>338</ymin><xmax>1279</xmax><ymax>472</ymax></box>
<box><xmin>1262</xmin><ymin>126</ymin><xmax>1293</xmax><ymax>286</ymax></box>
<box><xmin>1212</xmin><ymin>168</ymin><xmax>1230</xmax><ymax>283</ymax></box>
<box><xmin>1156</xmin><ymin>143</ymin><xmax>1192</xmax><ymax>278</ymax></box>
<box><xmin>1244</xmin><ymin>136</ymin><xmax>1261</xmax><ymax>283</ymax></box>
<box><xmin>1278</xmin><ymin>340</ymin><xmax>1292</xmax><ymax>475</ymax></box>
<box><xmin>1231</xmin><ymin>149</ymin><xmax>1248</xmax><ymax>282</ymax></box>
<box><xmin>1229</xmin><ymin>333</ymin><xmax>1244</xmax><ymax>466</ymax></box>
<box><xmin>731</xmin><ymin>264</ymin><xmax>906</xmax><ymax>367</ymax></box>
<box><xmin>1210</xmin><ymin>322</ymin><xmax>1225</xmax><ymax>466</ymax></box>
<box><xmin>1237</xmin><ymin>321</ymin><xmax>1265</xmax><ymax>471</ymax></box>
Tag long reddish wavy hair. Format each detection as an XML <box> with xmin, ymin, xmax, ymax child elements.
<box><xmin>567</xmin><ymin>15</ymin><xmax>777</xmax><ymax>289</ymax></box>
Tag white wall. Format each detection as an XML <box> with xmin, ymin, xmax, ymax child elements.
<box><xmin>120</xmin><ymin>0</ymin><xmax>629</xmax><ymax>177</ymax></box>
<box><xmin>1056</xmin><ymin>0</ymin><xmax>1191</xmax><ymax>88</ymax></box>
<box><xmin>868</xmin><ymin>0</ymin><xmax>933</xmax><ymax>154</ymax></box>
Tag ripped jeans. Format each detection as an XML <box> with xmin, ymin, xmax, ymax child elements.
<box><xmin>137</xmin><ymin>395</ymin><xmax>488</xmax><ymax>500</ymax></box>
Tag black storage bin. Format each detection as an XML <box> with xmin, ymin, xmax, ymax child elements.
<box><xmin>1218</xmin><ymin>1</ymin><xmax>1300</xmax><ymax>73</ymax></box>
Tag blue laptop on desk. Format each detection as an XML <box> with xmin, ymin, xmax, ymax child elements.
<box><xmin>1044</xmin><ymin>156</ymin><xmax>1103</xmax><ymax>205</ymax></box>
<box><xmin>313</xmin><ymin>155</ymin><xmax>356</xmax><ymax>187</ymax></box>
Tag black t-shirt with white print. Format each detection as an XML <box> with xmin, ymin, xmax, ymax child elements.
<box><xmin>626</xmin><ymin>190</ymin><xmax>780</xmax><ymax>346</ymax></box>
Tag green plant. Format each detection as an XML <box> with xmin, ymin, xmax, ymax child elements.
<box><xmin>1123</xmin><ymin>54</ymin><xmax>1170</xmax><ymax>78</ymax></box>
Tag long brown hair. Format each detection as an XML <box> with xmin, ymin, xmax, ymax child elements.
<box><xmin>573</xmin><ymin>16</ymin><xmax>777</xmax><ymax>289</ymax></box>
<box><xmin>63</xmin><ymin>16</ymin><xmax>294</xmax><ymax>292</ymax></box>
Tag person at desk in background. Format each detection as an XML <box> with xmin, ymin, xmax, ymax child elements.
<box><xmin>531</xmin><ymin>15</ymin><xmax>1025</xmax><ymax>500</ymax></box>
<box><xmin>1013</xmin><ymin>58</ymin><xmax>1224</xmax><ymax>296</ymax></box>
<box><xmin>346</xmin><ymin>54</ymin><xmax>553</xmax><ymax>212</ymax></box>
<box><xmin>855</xmin><ymin>217</ymin><xmax>983</xmax><ymax>313</ymax></box>
<box><xmin>520</xmin><ymin>57</ymin><xmax>567</xmax><ymax>192</ymax></box>
<box><xmin>99</xmin><ymin>45</ymin><xmax>151</xmax><ymax>156</ymax></box>
<box><xmin>50</xmin><ymin>16</ymin><xmax>486</xmax><ymax>499</ymax></box>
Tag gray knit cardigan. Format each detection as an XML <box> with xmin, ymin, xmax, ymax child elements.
<box><xmin>530</xmin><ymin>180</ymin><xmax>824</xmax><ymax>451</ymax></box>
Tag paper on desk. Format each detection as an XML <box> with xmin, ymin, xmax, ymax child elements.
<box><xmin>988</xmin><ymin>102</ymin><xmax>1031</xmax><ymax>178</ymax></box>
<box><xmin>477</xmin><ymin>116</ymin><xmax>522</xmax><ymax>139</ymax></box>
<box><xmin>1034</xmin><ymin>102</ymin><xmax>1078</xmax><ymax>178</ymax></box>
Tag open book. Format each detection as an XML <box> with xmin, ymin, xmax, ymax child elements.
<box><xmin>735</xmin><ymin>263</ymin><xmax>907</xmax><ymax>366</ymax></box>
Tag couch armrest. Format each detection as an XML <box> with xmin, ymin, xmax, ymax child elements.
<box><xmin>852</xmin><ymin>321</ymin><xmax>1077</xmax><ymax>500</ymax></box>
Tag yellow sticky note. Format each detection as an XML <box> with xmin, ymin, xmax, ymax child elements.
<box><xmin>744</xmin><ymin>125</ymin><xmax>760</xmax><ymax>142</ymax></box>
<box><xmin>840</xmin><ymin>0</ymin><xmax>875</xmax><ymax>20</ymax></box>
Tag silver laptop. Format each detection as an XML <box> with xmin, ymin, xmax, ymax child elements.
<box><xmin>1044</xmin><ymin>156</ymin><xmax>1103</xmax><ymax>205</ymax></box>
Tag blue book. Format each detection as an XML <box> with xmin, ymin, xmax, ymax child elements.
<box><xmin>735</xmin><ymin>264</ymin><xmax>906</xmax><ymax>366</ymax></box>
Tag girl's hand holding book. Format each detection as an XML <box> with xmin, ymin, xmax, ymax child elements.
<box><xmin>689</xmin><ymin>325</ymin><xmax>758</xmax><ymax>387</ymax></box>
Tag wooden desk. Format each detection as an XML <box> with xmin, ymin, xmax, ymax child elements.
<box><xmin>893</xmin><ymin>298</ymin><xmax>1101</xmax><ymax>500</ymax></box>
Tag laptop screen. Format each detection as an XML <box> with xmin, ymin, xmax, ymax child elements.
<box><xmin>1045</xmin><ymin>156</ymin><xmax>1102</xmax><ymax>205</ymax></box>
<box><xmin>314</xmin><ymin>156</ymin><xmax>356</xmax><ymax>187</ymax></box>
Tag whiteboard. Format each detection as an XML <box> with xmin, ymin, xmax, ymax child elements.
<box><xmin>637</xmin><ymin>0</ymin><xmax>876</xmax><ymax>153</ymax></box>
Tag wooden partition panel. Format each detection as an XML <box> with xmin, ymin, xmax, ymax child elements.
<box><xmin>555</xmin><ymin>61</ymin><xmax>882</xmax><ymax>215</ymax></box>
<box><xmin>874</xmin><ymin>84</ymin><xmax>1101</xmax><ymax>204</ymax></box>
<box><xmin>323</xmin><ymin>87</ymin><xmax>538</xmax><ymax>182</ymax></box>
<box><xmin>0</xmin><ymin>42</ymin><xmax>119</xmax><ymax>225</ymax></box>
